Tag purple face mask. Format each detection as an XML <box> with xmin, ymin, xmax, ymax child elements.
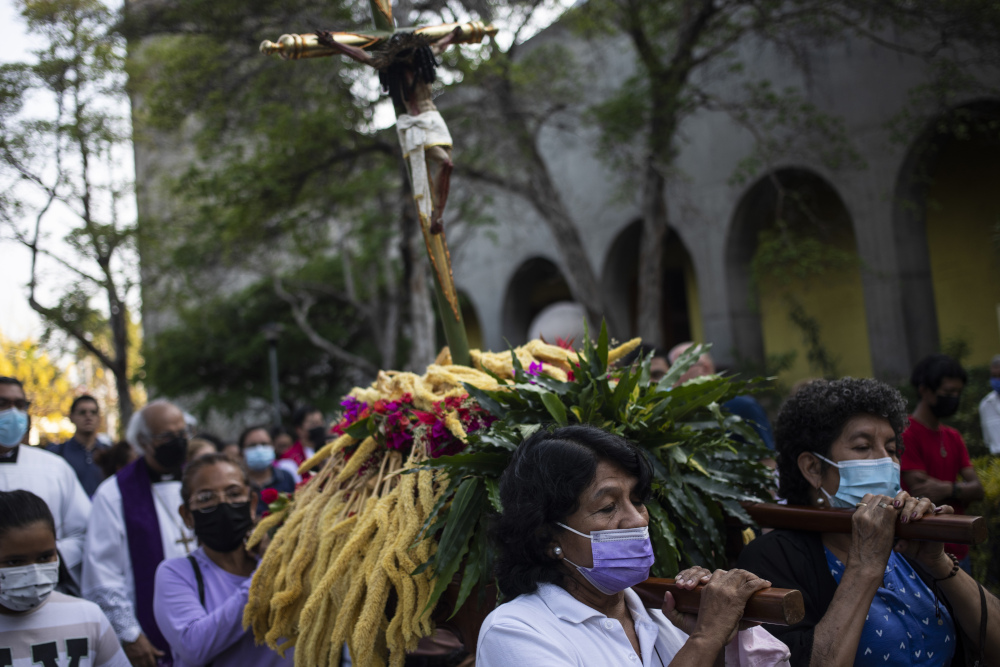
<box><xmin>556</xmin><ymin>522</ymin><xmax>655</xmax><ymax>595</ymax></box>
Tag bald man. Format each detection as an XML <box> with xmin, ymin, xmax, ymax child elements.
<box><xmin>83</xmin><ymin>401</ymin><xmax>196</xmax><ymax>667</ymax></box>
<box><xmin>668</xmin><ymin>342</ymin><xmax>776</xmax><ymax>451</ymax></box>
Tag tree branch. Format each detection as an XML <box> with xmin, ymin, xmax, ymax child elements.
<box><xmin>27</xmin><ymin>296</ymin><xmax>115</xmax><ymax>369</ymax></box>
<box><xmin>273</xmin><ymin>277</ymin><xmax>379</xmax><ymax>377</ymax></box>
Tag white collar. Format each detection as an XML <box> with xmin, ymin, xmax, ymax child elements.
<box><xmin>536</xmin><ymin>582</ymin><xmax>656</xmax><ymax>629</ymax></box>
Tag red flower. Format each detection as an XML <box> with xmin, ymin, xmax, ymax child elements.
<box><xmin>261</xmin><ymin>488</ymin><xmax>279</xmax><ymax>505</ymax></box>
<box><xmin>414</xmin><ymin>410</ymin><xmax>438</xmax><ymax>425</ymax></box>
<box><xmin>567</xmin><ymin>369</ymin><xmax>575</xmax><ymax>382</ymax></box>
<box><xmin>556</xmin><ymin>336</ymin><xmax>575</xmax><ymax>350</ymax></box>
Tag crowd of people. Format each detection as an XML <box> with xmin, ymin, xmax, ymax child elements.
<box><xmin>0</xmin><ymin>347</ymin><xmax>998</xmax><ymax>666</ymax></box>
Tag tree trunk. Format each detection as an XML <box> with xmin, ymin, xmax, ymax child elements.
<box><xmin>113</xmin><ymin>359</ymin><xmax>135</xmax><ymax>436</ymax></box>
<box><xmin>474</xmin><ymin>74</ymin><xmax>627</xmax><ymax>338</ymax></box>
<box><xmin>377</xmin><ymin>243</ymin><xmax>400</xmax><ymax>370</ymax></box>
<box><xmin>400</xmin><ymin>171</ymin><xmax>436</xmax><ymax>370</ymax></box>
<box><xmin>108</xmin><ymin>288</ymin><xmax>134</xmax><ymax>434</ymax></box>
<box><xmin>636</xmin><ymin>155</ymin><xmax>667</xmax><ymax>344</ymax></box>
<box><xmin>524</xmin><ymin>158</ymin><xmax>615</xmax><ymax>335</ymax></box>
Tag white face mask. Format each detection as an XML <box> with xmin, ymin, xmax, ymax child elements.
<box><xmin>0</xmin><ymin>560</ymin><xmax>60</xmax><ymax>612</ymax></box>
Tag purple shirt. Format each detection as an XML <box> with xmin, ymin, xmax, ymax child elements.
<box><xmin>153</xmin><ymin>549</ymin><xmax>293</xmax><ymax>667</ymax></box>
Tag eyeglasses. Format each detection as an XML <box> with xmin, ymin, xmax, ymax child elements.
<box><xmin>192</xmin><ymin>487</ymin><xmax>251</xmax><ymax>510</ymax></box>
<box><xmin>151</xmin><ymin>429</ymin><xmax>190</xmax><ymax>443</ymax></box>
<box><xmin>0</xmin><ymin>398</ymin><xmax>31</xmax><ymax>411</ymax></box>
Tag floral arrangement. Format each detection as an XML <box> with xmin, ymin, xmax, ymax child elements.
<box><xmin>243</xmin><ymin>337</ymin><xmax>605</xmax><ymax>667</ymax></box>
<box><xmin>417</xmin><ymin>325</ymin><xmax>775</xmax><ymax>618</ymax></box>
<box><xmin>243</xmin><ymin>327</ymin><xmax>774</xmax><ymax>667</ymax></box>
<box><xmin>332</xmin><ymin>393</ymin><xmax>496</xmax><ymax>461</ymax></box>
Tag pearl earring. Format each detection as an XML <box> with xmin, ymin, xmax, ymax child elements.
<box><xmin>816</xmin><ymin>494</ymin><xmax>825</xmax><ymax>506</ymax></box>
<box><xmin>553</xmin><ymin>546</ymin><xmax>563</xmax><ymax>557</ymax></box>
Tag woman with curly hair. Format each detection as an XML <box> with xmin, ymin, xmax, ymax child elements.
<box><xmin>476</xmin><ymin>425</ymin><xmax>791</xmax><ymax>666</ymax></box>
<box><xmin>737</xmin><ymin>377</ymin><xmax>1000</xmax><ymax>666</ymax></box>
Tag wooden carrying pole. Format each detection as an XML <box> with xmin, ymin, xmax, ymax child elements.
<box><xmin>633</xmin><ymin>578</ymin><xmax>805</xmax><ymax>626</ymax></box>
<box><xmin>742</xmin><ymin>503</ymin><xmax>987</xmax><ymax>545</ymax></box>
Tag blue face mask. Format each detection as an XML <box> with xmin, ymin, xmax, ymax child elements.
<box><xmin>990</xmin><ymin>378</ymin><xmax>1000</xmax><ymax>395</ymax></box>
<box><xmin>814</xmin><ymin>453</ymin><xmax>901</xmax><ymax>508</ymax></box>
<box><xmin>0</xmin><ymin>409</ymin><xmax>28</xmax><ymax>448</ymax></box>
<box><xmin>244</xmin><ymin>444</ymin><xmax>276</xmax><ymax>471</ymax></box>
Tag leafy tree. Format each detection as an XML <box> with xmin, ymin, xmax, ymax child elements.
<box><xmin>1</xmin><ymin>0</ymin><xmax>140</xmax><ymax>426</ymax></box>
<box><xmin>144</xmin><ymin>254</ymin><xmax>396</xmax><ymax>420</ymax></box>
<box><xmin>0</xmin><ymin>336</ymin><xmax>74</xmax><ymax>444</ymax></box>
<box><xmin>125</xmin><ymin>0</ymin><xmax>453</xmax><ymax>391</ymax></box>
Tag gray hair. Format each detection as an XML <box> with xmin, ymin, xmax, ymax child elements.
<box><xmin>992</xmin><ymin>354</ymin><xmax>1000</xmax><ymax>367</ymax></box>
<box><xmin>125</xmin><ymin>400</ymin><xmax>177</xmax><ymax>453</ymax></box>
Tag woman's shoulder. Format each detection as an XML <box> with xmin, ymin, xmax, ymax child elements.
<box><xmin>155</xmin><ymin>550</ymin><xmax>207</xmax><ymax>582</ymax></box>
<box><xmin>480</xmin><ymin>584</ymin><xmax>579</xmax><ymax>635</ymax></box>
<box><xmin>483</xmin><ymin>587</ymin><xmax>550</xmax><ymax>623</ymax></box>
<box><xmin>738</xmin><ymin>529</ymin><xmax>822</xmax><ymax>572</ymax></box>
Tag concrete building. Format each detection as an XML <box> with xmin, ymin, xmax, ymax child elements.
<box><xmin>447</xmin><ymin>23</ymin><xmax>1000</xmax><ymax>385</ymax></box>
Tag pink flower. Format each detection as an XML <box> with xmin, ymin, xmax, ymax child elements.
<box><xmin>527</xmin><ymin>361</ymin><xmax>544</xmax><ymax>376</ymax></box>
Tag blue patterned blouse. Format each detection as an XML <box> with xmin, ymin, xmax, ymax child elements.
<box><xmin>824</xmin><ymin>548</ymin><xmax>956</xmax><ymax>665</ymax></box>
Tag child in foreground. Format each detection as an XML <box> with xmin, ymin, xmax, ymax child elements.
<box><xmin>0</xmin><ymin>489</ymin><xmax>129</xmax><ymax>667</ymax></box>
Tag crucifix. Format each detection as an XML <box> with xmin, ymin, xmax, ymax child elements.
<box><xmin>261</xmin><ymin>1</ymin><xmax>497</xmax><ymax>368</ymax></box>
<box><xmin>175</xmin><ymin>531</ymin><xmax>196</xmax><ymax>554</ymax></box>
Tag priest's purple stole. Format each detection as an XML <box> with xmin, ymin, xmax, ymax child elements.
<box><xmin>117</xmin><ymin>457</ymin><xmax>171</xmax><ymax>662</ymax></box>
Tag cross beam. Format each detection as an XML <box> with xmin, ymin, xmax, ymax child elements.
<box><xmin>261</xmin><ymin>8</ymin><xmax>497</xmax><ymax>368</ymax></box>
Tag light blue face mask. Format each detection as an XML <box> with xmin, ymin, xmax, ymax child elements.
<box><xmin>244</xmin><ymin>444</ymin><xmax>276</xmax><ymax>471</ymax></box>
<box><xmin>0</xmin><ymin>409</ymin><xmax>28</xmax><ymax>448</ymax></box>
<box><xmin>814</xmin><ymin>453</ymin><xmax>901</xmax><ymax>508</ymax></box>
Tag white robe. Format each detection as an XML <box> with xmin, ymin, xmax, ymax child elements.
<box><xmin>82</xmin><ymin>469</ymin><xmax>195</xmax><ymax>643</ymax></box>
<box><xmin>0</xmin><ymin>445</ymin><xmax>91</xmax><ymax>584</ymax></box>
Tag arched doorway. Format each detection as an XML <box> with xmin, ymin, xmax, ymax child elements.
<box><xmin>501</xmin><ymin>257</ymin><xmax>574</xmax><ymax>345</ymax></box>
<box><xmin>726</xmin><ymin>168</ymin><xmax>871</xmax><ymax>383</ymax></box>
<box><xmin>600</xmin><ymin>220</ymin><xmax>702</xmax><ymax>349</ymax></box>
<box><xmin>894</xmin><ymin>100</ymin><xmax>1000</xmax><ymax>365</ymax></box>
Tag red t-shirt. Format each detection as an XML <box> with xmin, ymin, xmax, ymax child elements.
<box><xmin>900</xmin><ymin>415</ymin><xmax>972</xmax><ymax>560</ymax></box>
<box><xmin>278</xmin><ymin>440</ymin><xmax>308</xmax><ymax>466</ymax></box>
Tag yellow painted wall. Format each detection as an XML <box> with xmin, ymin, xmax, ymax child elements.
<box><xmin>663</xmin><ymin>240</ymin><xmax>704</xmax><ymax>347</ymax></box>
<box><xmin>757</xmin><ymin>222</ymin><xmax>873</xmax><ymax>386</ymax></box>
<box><xmin>926</xmin><ymin>141</ymin><xmax>1000</xmax><ymax>363</ymax></box>
<box><xmin>683</xmin><ymin>254</ymin><xmax>704</xmax><ymax>346</ymax></box>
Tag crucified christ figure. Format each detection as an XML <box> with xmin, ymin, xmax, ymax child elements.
<box><xmin>316</xmin><ymin>28</ymin><xmax>462</xmax><ymax>234</ymax></box>
<box><xmin>260</xmin><ymin>8</ymin><xmax>495</xmax><ymax>364</ymax></box>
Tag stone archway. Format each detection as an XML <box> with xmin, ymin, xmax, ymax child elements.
<box><xmin>726</xmin><ymin>168</ymin><xmax>871</xmax><ymax>382</ymax></box>
<box><xmin>600</xmin><ymin>220</ymin><xmax>701</xmax><ymax>349</ymax></box>
<box><xmin>893</xmin><ymin>99</ymin><xmax>1000</xmax><ymax>365</ymax></box>
<box><xmin>500</xmin><ymin>257</ymin><xmax>573</xmax><ymax>345</ymax></box>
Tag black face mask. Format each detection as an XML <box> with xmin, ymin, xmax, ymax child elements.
<box><xmin>192</xmin><ymin>502</ymin><xmax>254</xmax><ymax>553</ymax></box>
<box><xmin>307</xmin><ymin>426</ymin><xmax>327</xmax><ymax>449</ymax></box>
<box><xmin>153</xmin><ymin>436</ymin><xmax>187</xmax><ymax>471</ymax></box>
<box><xmin>930</xmin><ymin>394</ymin><xmax>960</xmax><ymax>419</ymax></box>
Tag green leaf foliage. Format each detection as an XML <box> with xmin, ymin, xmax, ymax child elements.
<box><xmin>144</xmin><ymin>257</ymin><xmax>378</xmax><ymax>420</ymax></box>
<box><xmin>417</xmin><ymin>322</ymin><xmax>774</xmax><ymax>612</ymax></box>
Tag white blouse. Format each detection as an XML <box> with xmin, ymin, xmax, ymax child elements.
<box><xmin>476</xmin><ymin>583</ymin><xmax>790</xmax><ymax>667</ymax></box>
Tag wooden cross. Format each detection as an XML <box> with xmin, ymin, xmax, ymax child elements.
<box><xmin>175</xmin><ymin>531</ymin><xmax>196</xmax><ymax>554</ymax></box>
<box><xmin>261</xmin><ymin>1</ymin><xmax>497</xmax><ymax>367</ymax></box>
